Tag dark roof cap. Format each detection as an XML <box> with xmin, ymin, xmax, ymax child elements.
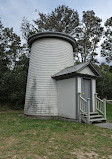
<box><xmin>28</xmin><ymin>32</ymin><xmax>76</xmax><ymax>51</ymax></box>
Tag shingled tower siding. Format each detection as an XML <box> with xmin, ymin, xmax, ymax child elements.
<box><xmin>24</xmin><ymin>36</ymin><xmax>74</xmax><ymax>116</ymax></box>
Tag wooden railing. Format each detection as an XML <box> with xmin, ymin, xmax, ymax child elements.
<box><xmin>78</xmin><ymin>93</ymin><xmax>106</xmax><ymax>124</ymax></box>
<box><xmin>94</xmin><ymin>93</ymin><xmax>106</xmax><ymax>119</ymax></box>
<box><xmin>78</xmin><ymin>93</ymin><xmax>90</xmax><ymax>124</ymax></box>
<box><xmin>107</xmin><ymin>100</ymin><xmax>112</xmax><ymax>105</ymax></box>
<box><xmin>107</xmin><ymin>100</ymin><xmax>112</xmax><ymax>102</ymax></box>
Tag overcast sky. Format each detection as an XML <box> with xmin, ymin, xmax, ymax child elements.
<box><xmin>1</xmin><ymin>0</ymin><xmax>112</xmax><ymax>37</ymax></box>
<box><xmin>0</xmin><ymin>0</ymin><xmax>112</xmax><ymax>63</ymax></box>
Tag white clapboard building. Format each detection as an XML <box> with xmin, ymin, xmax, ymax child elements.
<box><xmin>24</xmin><ymin>32</ymin><xmax>106</xmax><ymax>124</ymax></box>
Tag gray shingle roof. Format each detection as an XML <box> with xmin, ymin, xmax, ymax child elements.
<box><xmin>52</xmin><ymin>61</ymin><xmax>101</xmax><ymax>79</ymax></box>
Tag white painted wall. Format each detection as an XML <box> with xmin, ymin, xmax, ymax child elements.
<box><xmin>79</xmin><ymin>66</ymin><xmax>95</xmax><ymax>76</ymax></box>
<box><xmin>24</xmin><ymin>38</ymin><xmax>74</xmax><ymax>116</ymax></box>
<box><xmin>57</xmin><ymin>78</ymin><xmax>76</xmax><ymax>119</ymax></box>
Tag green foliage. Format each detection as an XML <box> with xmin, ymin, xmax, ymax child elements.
<box><xmin>101</xmin><ymin>17</ymin><xmax>112</xmax><ymax>63</ymax></box>
<box><xmin>106</xmin><ymin>103</ymin><xmax>112</xmax><ymax>122</ymax></box>
<box><xmin>0</xmin><ymin>20</ymin><xmax>10</xmax><ymax>75</ymax></box>
<box><xmin>96</xmin><ymin>63</ymin><xmax>112</xmax><ymax>99</ymax></box>
<box><xmin>34</xmin><ymin>5</ymin><xmax>79</xmax><ymax>33</ymax></box>
<box><xmin>21</xmin><ymin>17</ymin><xmax>38</xmax><ymax>40</ymax></box>
<box><xmin>21</xmin><ymin>5</ymin><xmax>79</xmax><ymax>40</ymax></box>
<box><xmin>0</xmin><ymin>19</ymin><xmax>29</xmax><ymax>109</ymax></box>
<box><xmin>0</xmin><ymin>54</ymin><xmax>29</xmax><ymax>109</ymax></box>
<box><xmin>21</xmin><ymin>8</ymin><xmax>103</xmax><ymax>63</ymax></box>
<box><xmin>74</xmin><ymin>10</ymin><xmax>103</xmax><ymax>62</ymax></box>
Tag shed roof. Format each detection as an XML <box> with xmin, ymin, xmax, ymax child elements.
<box><xmin>52</xmin><ymin>61</ymin><xmax>101</xmax><ymax>80</ymax></box>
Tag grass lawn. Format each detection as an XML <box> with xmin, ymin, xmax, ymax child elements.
<box><xmin>0</xmin><ymin>104</ymin><xmax>112</xmax><ymax>159</ymax></box>
<box><xmin>107</xmin><ymin>103</ymin><xmax>112</xmax><ymax>122</ymax></box>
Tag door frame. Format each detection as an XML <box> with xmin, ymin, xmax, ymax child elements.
<box><xmin>76</xmin><ymin>76</ymin><xmax>94</xmax><ymax>120</ymax></box>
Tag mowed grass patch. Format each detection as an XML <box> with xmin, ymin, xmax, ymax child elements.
<box><xmin>0</xmin><ymin>111</ymin><xmax>112</xmax><ymax>159</ymax></box>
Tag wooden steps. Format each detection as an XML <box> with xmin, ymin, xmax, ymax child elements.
<box><xmin>90</xmin><ymin>115</ymin><xmax>102</xmax><ymax>119</ymax></box>
<box><xmin>90</xmin><ymin>118</ymin><xmax>106</xmax><ymax>122</ymax></box>
<box><xmin>90</xmin><ymin>112</ymin><xmax>98</xmax><ymax>115</ymax></box>
<box><xmin>79</xmin><ymin>94</ymin><xmax>106</xmax><ymax>124</ymax></box>
<box><xmin>81</xmin><ymin>112</ymin><xmax>106</xmax><ymax>124</ymax></box>
<box><xmin>90</xmin><ymin>112</ymin><xmax>106</xmax><ymax>123</ymax></box>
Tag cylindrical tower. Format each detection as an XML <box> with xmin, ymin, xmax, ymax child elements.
<box><xmin>24</xmin><ymin>32</ymin><xmax>76</xmax><ymax>116</ymax></box>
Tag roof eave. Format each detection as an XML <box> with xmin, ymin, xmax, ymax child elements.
<box><xmin>52</xmin><ymin>72</ymin><xmax>99</xmax><ymax>80</ymax></box>
<box><xmin>89</xmin><ymin>62</ymin><xmax>102</xmax><ymax>77</ymax></box>
<box><xmin>76</xmin><ymin>61</ymin><xmax>101</xmax><ymax>77</ymax></box>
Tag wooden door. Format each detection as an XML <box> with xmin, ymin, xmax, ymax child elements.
<box><xmin>82</xmin><ymin>78</ymin><xmax>92</xmax><ymax>111</ymax></box>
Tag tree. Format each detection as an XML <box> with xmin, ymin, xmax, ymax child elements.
<box><xmin>96</xmin><ymin>63</ymin><xmax>112</xmax><ymax>99</ymax></box>
<box><xmin>101</xmin><ymin>17</ymin><xmax>112</xmax><ymax>63</ymax></box>
<box><xmin>0</xmin><ymin>19</ymin><xmax>9</xmax><ymax>74</ymax></box>
<box><xmin>0</xmin><ymin>18</ymin><xmax>29</xmax><ymax>109</ymax></box>
<box><xmin>73</xmin><ymin>10</ymin><xmax>103</xmax><ymax>63</ymax></box>
<box><xmin>7</xmin><ymin>53</ymin><xmax>29</xmax><ymax>109</ymax></box>
<box><xmin>0</xmin><ymin>18</ymin><xmax>22</xmax><ymax>69</ymax></box>
<box><xmin>0</xmin><ymin>19</ymin><xmax>10</xmax><ymax>104</ymax></box>
<box><xmin>21</xmin><ymin>5</ymin><xmax>79</xmax><ymax>40</ymax></box>
<box><xmin>34</xmin><ymin>5</ymin><xmax>79</xmax><ymax>33</ymax></box>
<box><xmin>21</xmin><ymin>17</ymin><xmax>38</xmax><ymax>40</ymax></box>
<box><xmin>21</xmin><ymin>8</ymin><xmax>103</xmax><ymax>63</ymax></box>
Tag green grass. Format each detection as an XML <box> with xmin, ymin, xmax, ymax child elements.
<box><xmin>107</xmin><ymin>103</ymin><xmax>112</xmax><ymax>122</ymax></box>
<box><xmin>0</xmin><ymin>110</ymin><xmax>112</xmax><ymax>159</ymax></box>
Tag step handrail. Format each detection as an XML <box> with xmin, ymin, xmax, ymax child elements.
<box><xmin>78</xmin><ymin>93</ymin><xmax>90</xmax><ymax>124</ymax></box>
<box><xmin>94</xmin><ymin>93</ymin><xmax>106</xmax><ymax>119</ymax></box>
